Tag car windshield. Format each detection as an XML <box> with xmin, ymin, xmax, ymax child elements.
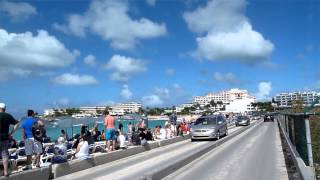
<box><xmin>237</xmin><ymin>116</ymin><xmax>247</xmax><ymax>120</ymax></box>
<box><xmin>194</xmin><ymin>117</ymin><xmax>217</xmax><ymax>125</ymax></box>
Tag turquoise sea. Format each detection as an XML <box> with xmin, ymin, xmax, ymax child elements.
<box><xmin>12</xmin><ymin>116</ymin><xmax>167</xmax><ymax>141</ymax></box>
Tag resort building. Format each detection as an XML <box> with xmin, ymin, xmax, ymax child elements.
<box><xmin>193</xmin><ymin>89</ymin><xmax>256</xmax><ymax>113</ymax></box>
<box><xmin>79</xmin><ymin>106</ymin><xmax>106</xmax><ymax>115</ymax></box>
<box><xmin>44</xmin><ymin>109</ymin><xmax>55</xmax><ymax>116</ymax></box>
<box><xmin>110</xmin><ymin>102</ymin><xmax>142</xmax><ymax>115</ymax></box>
<box><xmin>274</xmin><ymin>91</ymin><xmax>320</xmax><ymax>107</ymax></box>
<box><xmin>175</xmin><ymin>103</ymin><xmax>194</xmax><ymax>113</ymax></box>
<box><xmin>43</xmin><ymin>108</ymin><xmax>66</xmax><ymax>116</ymax></box>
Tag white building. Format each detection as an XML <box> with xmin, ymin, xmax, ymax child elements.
<box><xmin>225</xmin><ymin>98</ymin><xmax>256</xmax><ymax>113</ymax></box>
<box><xmin>43</xmin><ymin>108</ymin><xmax>66</xmax><ymax>116</ymax></box>
<box><xmin>44</xmin><ymin>109</ymin><xmax>55</xmax><ymax>116</ymax></box>
<box><xmin>110</xmin><ymin>102</ymin><xmax>142</xmax><ymax>115</ymax></box>
<box><xmin>79</xmin><ymin>106</ymin><xmax>106</xmax><ymax>115</ymax></box>
<box><xmin>193</xmin><ymin>89</ymin><xmax>256</xmax><ymax>113</ymax></box>
<box><xmin>274</xmin><ymin>91</ymin><xmax>320</xmax><ymax>107</ymax></box>
<box><xmin>194</xmin><ymin>89</ymin><xmax>255</xmax><ymax>105</ymax></box>
<box><xmin>175</xmin><ymin>103</ymin><xmax>194</xmax><ymax>113</ymax></box>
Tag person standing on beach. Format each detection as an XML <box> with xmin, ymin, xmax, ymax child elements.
<box><xmin>104</xmin><ymin>111</ymin><xmax>116</xmax><ymax>152</ymax></box>
<box><xmin>22</xmin><ymin>109</ymin><xmax>44</xmax><ymax>170</ymax></box>
<box><xmin>169</xmin><ymin>112</ymin><xmax>177</xmax><ymax>136</ymax></box>
<box><xmin>127</xmin><ymin>122</ymin><xmax>133</xmax><ymax>134</ymax></box>
<box><xmin>0</xmin><ymin>103</ymin><xmax>19</xmax><ymax>177</ymax></box>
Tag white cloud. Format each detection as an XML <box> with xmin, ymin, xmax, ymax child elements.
<box><xmin>0</xmin><ymin>28</ymin><xmax>79</xmax><ymax>81</ymax></box>
<box><xmin>154</xmin><ymin>88</ymin><xmax>170</xmax><ymax>99</ymax></box>
<box><xmin>142</xmin><ymin>95</ymin><xmax>163</xmax><ymax>107</ymax></box>
<box><xmin>52</xmin><ymin>23</ymin><xmax>69</xmax><ymax>34</ymax></box>
<box><xmin>52</xmin><ymin>73</ymin><xmax>98</xmax><ymax>86</ymax></box>
<box><xmin>105</xmin><ymin>54</ymin><xmax>147</xmax><ymax>82</ymax></box>
<box><xmin>165</xmin><ymin>68</ymin><xmax>175</xmax><ymax>76</ymax></box>
<box><xmin>255</xmin><ymin>81</ymin><xmax>272</xmax><ymax>100</ymax></box>
<box><xmin>146</xmin><ymin>0</ymin><xmax>156</xmax><ymax>6</ymax></box>
<box><xmin>0</xmin><ymin>0</ymin><xmax>36</xmax><ymax>21</ymax></box>
<box><xmin>213</xmin><ymin>72</ymin><xmax>239</xmax><ymax>84</ymax></box>
<box><xmin>84</xmin><ymin>54</ymin><xmax>96</xmax><ymax>66</ymax></box>
<box><xmin>183</xmin><ymin>0</ymin><xmax>274</xmax><ymax>64</ymax></box>
<box><xmin>142</xmin><ymin>84</ymin><xmax>189</xmax><ymax>107</ymax></box>
<box><xmin>120</xmin><ymin>84</ymin><xmax>133</xmax><ymax>100</ymax></box>
<box><xmin>55</xmin><ymin>0</ymin><xmax>167</xmax><ymax>50</ymax></box>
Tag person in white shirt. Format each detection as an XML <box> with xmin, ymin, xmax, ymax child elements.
<box><xmin>73</xmin><ymin>135</ymin><xmax>89</xmax><ymax>160</ymax></box>
<box><xmin>117</xmin><ymin>130</ymin><xmax>127</xmax><ymax>149</ymax></box>
<box><xmin>159</xmin><ymin>125</ymin><xmax>166</xmax><ymax>140</ymax></box>
<box><xmin>166</xmin><ymin>124</ymin><xmax>172</xmax><ymax>139</ymax></box>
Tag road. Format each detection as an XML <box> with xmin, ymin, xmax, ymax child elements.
<box><xmin>56</xmin><ymin>123</ymin><xmax>243</xmax><ymax>180</ymax></box>
<box><xmin>164</xmin><ymin>121</ymin><xmax>289</xmax><ymax>180</ymax></box>
<box><xmin>56</xmin><ymin>120</ymin><xmax>288</xmax><ymax>180</ymax></box>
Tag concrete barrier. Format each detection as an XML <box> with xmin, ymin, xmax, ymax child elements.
<box><xmin>277</xmin><ymin>119</ymin><xmax>315</xmax><ymax>180</ymax></box>
<box><xmin>0</xmin><ymin>166</ymin><xmax>50</xmax><ymax>180</ymax></box>
<box><xmin>52</xmin><ymin>135</ymin><xmax>190</xmax><ymax>179</ymax></box>
<box><xmin>142</xmin><ymin>121</ymin><xmax>262</xmax><ymax>180</ymax></box>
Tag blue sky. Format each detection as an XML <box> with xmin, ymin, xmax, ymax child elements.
<box><xmin>0</xmin><ymin>0</ymin><xmax>319</xmax><ymax>117</ymax></box>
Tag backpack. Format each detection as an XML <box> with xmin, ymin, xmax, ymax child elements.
<box><xmin>131</xmin><ymin>132</ymin><xmax>141</xmax><ymax>145</ymax></box>
<box><xmin>32</xmin><ymin>119</ymin><xmax>44</xmax><ymax>142</ymax></box>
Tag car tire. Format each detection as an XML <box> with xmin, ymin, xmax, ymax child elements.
<box><xmin>216</xmin><ymin>131</ymin><xmax>220</xmax><ymax>140</ymax></box>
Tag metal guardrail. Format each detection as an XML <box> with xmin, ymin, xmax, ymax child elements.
<box><xmin>278</xmin><ymin>113</ymin><xmax>318</xmax><ymax>180</ymax></box>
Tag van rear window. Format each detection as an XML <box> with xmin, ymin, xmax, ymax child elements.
<box><xmin>195</xmin><ymin>117</ymin><xmax>217</xmax><ymax>125</ymax></box>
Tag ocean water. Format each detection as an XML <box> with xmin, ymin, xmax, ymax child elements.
<box><xmin>12</xmin><ymin>116</ymin><xmax>167</xmax><ymax>141</ymax></box>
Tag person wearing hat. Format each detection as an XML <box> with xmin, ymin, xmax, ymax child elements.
<box><xmin>0</xmin><ymin>103</ymin><xmax>19</xmax><ymax>177</ymax></box>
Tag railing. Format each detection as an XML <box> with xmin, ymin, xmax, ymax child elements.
<box><xmin>278</xmin><ymin>113</ymin><xmax>319</xmax><ymax>180</ymax></box>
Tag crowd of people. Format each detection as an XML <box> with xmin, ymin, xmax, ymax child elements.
<box><xmin>0</xmin><ymin>103</ymin><xmax>190</xmax><ymax>177</ymax></box>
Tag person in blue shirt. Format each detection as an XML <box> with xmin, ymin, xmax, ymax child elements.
<box><xmin>21</xmin><ymin>110</ymin><xmax>44</xmax><ymax>170</ymax></box>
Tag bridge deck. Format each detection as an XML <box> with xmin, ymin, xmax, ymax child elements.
<box><xmin>165</xmin><ymin>122</ymin><xmax>289</xmax><ymax>180</ymax></box>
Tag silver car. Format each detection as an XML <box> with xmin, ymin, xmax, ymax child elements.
<box><xmin>235</xmin><ymin>116</ymin><xmax>250</xmax><ymax>126</ymax></box>
<box><xmin>190</xmin><ymin>115</ymin><xmax>228</xmax><ymax>141</ymax></box>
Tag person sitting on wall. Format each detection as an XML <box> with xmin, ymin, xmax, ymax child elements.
<box><xmin>71</xmin><ymin>134</ymin><xmax>89</xmax><ymax>160</ymax></box>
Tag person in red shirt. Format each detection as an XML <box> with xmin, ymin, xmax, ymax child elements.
<box><xmin>104</xmin><ymin>111</ymin><xmax>116</xmax><ymax>152</ymax></box>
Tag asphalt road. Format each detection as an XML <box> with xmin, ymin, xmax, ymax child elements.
<box><xmin>164</xmin><ymin>121</ymin><xmax>289</xmax><ymax>180</ymax></box>
<box><xmin>56</xmin><ymin>123</ymin><xmax>244</xmax><ymax>180</ymax></box>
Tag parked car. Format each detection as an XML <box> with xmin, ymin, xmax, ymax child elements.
<box><xmin>190</xmin><ymin>115</ymin><xmax>228</xmax><ymax>141</ymax></box>
<box><xmin>264</xmin><ymin>114</ymin><xmax>274</xmax><ymax>122</ymax></box>
<box><xmin>235</xmin><ymin>116</ymin><xmax>250</xmax><ymax>126</ymax></box>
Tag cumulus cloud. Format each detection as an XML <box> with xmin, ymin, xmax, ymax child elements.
<box><xmin>142</xmin><ymin>84</ymin><xmax>188</xmax><ymax>107</ymax></box>
<box><xmin>0</xmin><ymin>0</ymin><xmax>36</xmax><ymax>21</ymax></box>
<box><xmin>146</xmin><ymin>0</ymin><xmax>157</xmax><ymax>6</ymax></box>
<box><xmin>165</xmin><ymin>68</ymin><xmax>175</xmax><ymax>76</ymax></box>
<box><xmin>213</xmin><ymin>72</ymin><xmax>239</xmax><ymax>84</ymax></box>
<box><xmin>255</xmin><ymin>81</ymin><xmax>272</xmax><ymax>100</ymax></box>
<box><xmin>154</xmin><ymin>88</ymin><xmax>170</xmax><ymax>99</ymax></box>
<box><xmin>83</xmin><ymin>54</ymin><xmax>96</xmax><ymax>66</ymax></box>
<box><xmin>0</xmin><ymin>28</ymin><xmax>79</xmax><ymax>82</ymax></box>
<box><xmin>105</xmin><ymin>55</ymin><xmax>147</xmax><ymax>82</ymax></box>
<box><xmin>52</xmin><ymin>73</ymin><xmax>98</xmax><ymax>86</ymax></box>
<box><xmin>120</xmin><ymin>84</ymin><xmax>133</xmax><ymax>100</ymax></box>
<box><xmin>183</xmin><ymin>0</ymin><xmax>274</xmax><ymax>64</ymax></box>
<box><xmin>142</xmin><ymin>87</ymin><xmax>169</xmax><ymax>107</ymax></box>
<box><xmin>54</xmin><ymin>0</ymin><xmax>167</xmax><ymax>50</ymax></box>
<box><xmin>142</xmin><ymin>95</ymin><xmax>163</xmax><ymax>107</ymax></box>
